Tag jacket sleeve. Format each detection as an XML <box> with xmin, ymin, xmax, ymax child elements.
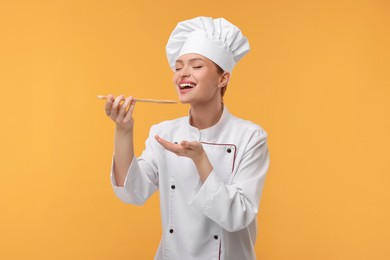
<box><xmin>188</xmin><ymin>129</ymin><xmax>270</xmax><ymax>232</ymax></box>
<box><xmin>110</xmin><ymin>126</ymin><xmax>159</xmax><ymax>206</ymax></box>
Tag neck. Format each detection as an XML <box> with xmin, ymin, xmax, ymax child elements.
<box><xmin>189</xmin><ymin>101</ymin><xmax>224</xmax><ymax>130</ymax></box>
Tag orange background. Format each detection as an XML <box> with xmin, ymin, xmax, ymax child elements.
<box><xmin>1</xmin><ymin>0</ymin><xmax>389</xmax><ymax>259</ymax></box>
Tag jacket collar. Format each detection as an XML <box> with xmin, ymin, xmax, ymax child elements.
<box><xmin>186</xmin><ymin>104</ymin><xmax>230</xmax><ymax>142</ymax></box>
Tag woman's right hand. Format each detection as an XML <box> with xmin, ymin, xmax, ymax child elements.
<box><xmin>105</xmin><ymin>94</ymin><xmax>136</xmax><ymax>131</ymax></box>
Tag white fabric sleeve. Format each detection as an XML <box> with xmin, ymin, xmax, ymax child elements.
<box><xmin>110</xmin><ymin>126</ymin><xmax>159</xmax><ymax>205</ymax></box>
<box><xmin>188</xmin><ymin>129</ymin><xmax>270</xmax><ymax>232</ymax></box>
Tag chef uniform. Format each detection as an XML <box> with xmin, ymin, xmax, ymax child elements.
<box><xmin>110</xmin><ymin>17</ymin><xmax>270</xmax><ymax>260</ymax></box>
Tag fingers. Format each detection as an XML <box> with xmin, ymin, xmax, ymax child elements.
<box><xmin>123</xmin><ymin>97</ymin><xmax>136</xmax><ymax>124</ymax></box>
<box><xmin>109</xmin><ymin>94</ymin><xmax>124</xmax><ymax>119</ymax></box>
<box><xmin>117</xmin><ymin>96</ymin><xmax>134</xmax><ymax>123</ymax></box>
<box><xmin>105</xmin><ymin>94</ymin><xmax>114</xmax><ymax>116</ymax></box>
<box><xmin>155</xmin><ymin>136</ymin><xmax>203</xmax><ymax>158</ymax></box>
<box><xmin>104</xmin><ymin>94</ymin><xmax>136</xmax><ymax>129</ymax></box>
<box><xmin>180</xmin><ymin>141</ymin><xmax>188</xmax><ymax>146</ymax></box>
<box><xmin>155</xmin><ymin>135</ymin><xmax>180</xmax><ymax>153</ymax></box>
<box><xmin>180</xmin><ymin>141</ymin><xmax>202</xmax><ymax>150</ymax></box>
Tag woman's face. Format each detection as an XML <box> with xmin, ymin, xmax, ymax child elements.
<box><xmin>173</xmin><ymin>53</ymin><xmax>227</xmax><ymax>105</ymax></box>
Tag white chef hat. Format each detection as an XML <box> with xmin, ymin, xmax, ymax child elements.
<box><xmin>166</xmin><ymin>16</ymin><xmax>250</xmax><ymax>73</ymax></box>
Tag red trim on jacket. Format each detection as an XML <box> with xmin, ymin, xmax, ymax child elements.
<box><xmin>200</xmin><ymin>142</ymin><xmax>237</xmax><ymax>173</ymax></box>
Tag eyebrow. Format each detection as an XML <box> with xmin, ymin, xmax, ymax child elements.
<box><xmin>175</xmin><ymin>58</ymin><xmax>205</xmax><ymax>64</ymax></box>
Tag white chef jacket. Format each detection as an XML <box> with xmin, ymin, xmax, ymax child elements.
<box><xmin>111</xmin><ymin>105</ymin><xmax>270</xmax><ymax>260</ymax></box>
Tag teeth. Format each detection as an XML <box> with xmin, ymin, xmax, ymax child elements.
<box><xmin>179</xmin><ymin>83</ymin><xmax>196</xmax><ymax>89</ymax></box>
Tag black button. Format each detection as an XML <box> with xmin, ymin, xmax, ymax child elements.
<box><xmin>214</xmin><ymin>235</ymin><xmax>219</xmax><ymax>240</ymax></box>
<box><xmin>227</xmin><ymin>148</ymin><xmax>232</xmax><ymax>153</ymax></box>
<box><xmin>171</xmin><ymin>185</ymin><xmax>176</xmax><ymax>189</ymax></box>
<box><xmin>169</xmin><ymin>229</ymin><xmax>174</xmax><ymax>233</ymax></box>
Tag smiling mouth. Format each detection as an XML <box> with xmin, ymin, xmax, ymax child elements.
<box><xmin>178</xmin><ymin>83</ymin><xmax>196</xmax><ymax>89</ymax></box>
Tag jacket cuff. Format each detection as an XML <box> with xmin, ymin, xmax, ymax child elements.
<box><xmin>110</xmin><ymin>154</ymin><xmax>138</xmax><ymax>195</ymax></box>
<box><xmin>188</xmin><ymin>170</ymin><xmax>223</xmax><ymax>211</ymax></box>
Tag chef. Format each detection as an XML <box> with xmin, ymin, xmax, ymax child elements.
<box><xmin>104</xmin><ymin>16</ymin><xmax>270</xmax><ymax>260</ymax></box>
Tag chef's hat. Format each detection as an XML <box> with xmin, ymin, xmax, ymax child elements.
<box><xmin>166</xmin><ymin>16</ymin><xmax>250</xmax><ymax>73</ymax></box>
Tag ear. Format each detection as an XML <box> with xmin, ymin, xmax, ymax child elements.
<box><xmin>218</xmin><ymin>72</ymin><xmax>230</xmax><ymax>88</ymax></box>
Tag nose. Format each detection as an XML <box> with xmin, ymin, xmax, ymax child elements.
<box><xmin>179</xmin><ymin>65</ymin><xmax>190</xmax><ymax>77</ymax></box>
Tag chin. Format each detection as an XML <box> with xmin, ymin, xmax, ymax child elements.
<box><xmin>179</xmin><ymin>99</ymin><xmax>191</xmax><ymax>104</ymax></box>
<box><xmin>177</xmin><ymin>95</ymin><xmax>192</xmax><ymax>104</ymax></box>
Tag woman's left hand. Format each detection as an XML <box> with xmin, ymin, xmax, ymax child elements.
<box><xmin>155</xmin><ymin>135</ymin><xmax>205</xmax><ymax>163</ymax></box>
<box><xmin>155</xmin><ymin>135</ymin><xmax>213</xmax><ymax>182</ymax></box>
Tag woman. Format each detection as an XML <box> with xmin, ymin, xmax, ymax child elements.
<box><xmin>104</xmin><ymin>16</ymin><xmax>270</xmax><ymax>260</ymax></box>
